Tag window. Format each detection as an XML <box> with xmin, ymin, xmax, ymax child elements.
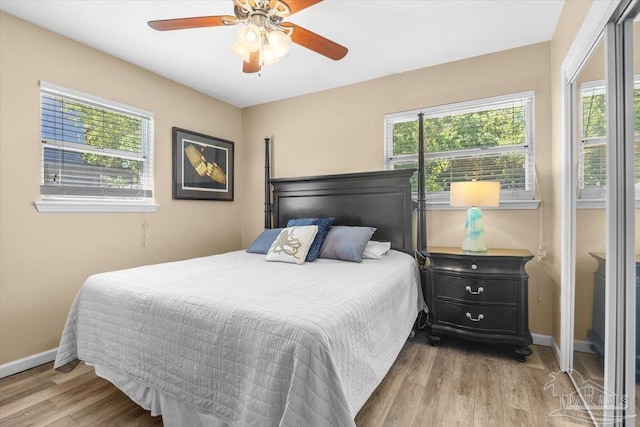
<box><xmin>578</xmin><ymin>78</ymin><xmax>640</xmax><ymax>204</ymax></box>
<box><xmin>37</xmin><ymin>82</ymin><xmax>156</xmax><ymax>212</ymax></box>
<box><xmin>384</xmin><ymin>92</ymin><xmax>536</xmax><ymax>208</ymax></box>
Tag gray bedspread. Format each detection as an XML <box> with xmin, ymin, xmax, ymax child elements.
<box><xmin>55</xmin><ymin>250</ymin><xmax>422</xmax><ymax>426</ymax></box>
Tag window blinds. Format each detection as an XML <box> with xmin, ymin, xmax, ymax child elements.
<box><xmin>579</xmin><ymin>80</ymin><xmax>640</xmax><ymax>200</ymax></box>
<box><xmin>40</xmin><ymin>82</ymin><xmax>154</xmax><ymax>201</ymax></box>
<box><xmin>385</xmin><ymin>92</ymin><xmax>535</xmax><ymax>201</ymax></box>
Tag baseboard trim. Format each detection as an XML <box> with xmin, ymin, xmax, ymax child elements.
<box><xmin>531</xmin><ymin>333</ymin><xmax>564</xmax><ymax>369</ymax></box>
<box><xmin>573</xmin><ymin>339</ymin><xmax>595</xmax><ymax>354</ymax></box>
<box><xmin>0</xmin><ymin>348</ymin><xmax>58</xmax><ymax>379</ymax></box>
<box><xmin>552</xmin><ymin>337</ymin><xmax>562</xmax><ymax>365</ymax></box>
<box><xmin>529</xmin><ymin>334</ymin><xmax>595</xmax><ymax>369</ymax></box>
<box><xmin>531</xmin><ymin>333</ymin><xmax>554</xmax><ymax>347</ymax></box>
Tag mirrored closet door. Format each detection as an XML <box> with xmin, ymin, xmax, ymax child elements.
<box><xmin>562</xmin><ymin>1</ymin><xmax>639</xmax><ymax>424</ymax></box>
<box><xmin>571</xmin><ymin>34</ymin><xmax>608</xmax><ymax>423</ymax></box>
<box><xmin>611</xmin><ymin>6</ymin><xmax>638</xmax><ymax>423</ymax></box>
<box><xmin>629</xmin><ymin>10</ymin><xmax>639</xmax><ymax>421</ymax></box>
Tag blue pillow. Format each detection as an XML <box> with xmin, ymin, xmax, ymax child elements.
<box><xmin>286</xmin><ymin>217</ymin><xmax>335</xmax><ymax>261</ymax></box>
<box><xmin>246</xmin><ymin>228</ymin><xmax>283</xmax><ymax>254</ymax></box>
<box><xmin>319</xmin><ymin>226</ymin><xmax>376</xmax><ymax>263</ymax></box>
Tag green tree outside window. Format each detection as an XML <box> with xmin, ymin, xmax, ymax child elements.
<box><xmin>388</xmin><ymin>96</ymin><xmax>532</xmax><ymax>197</ymax></box>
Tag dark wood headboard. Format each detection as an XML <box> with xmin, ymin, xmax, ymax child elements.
<box><xmin>269</xmin><ymin>170</ymin><xmax>415</xmax><ymax>254</ymax></box>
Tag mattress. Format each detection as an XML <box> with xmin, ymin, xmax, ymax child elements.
<box><xmin>55</xmin><ymin>249</ymin><xmax>423</xmax><ymax>426</ymax></box>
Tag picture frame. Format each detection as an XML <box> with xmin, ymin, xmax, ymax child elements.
<box><xmin>172</xmin><ymin>127</ymin><xmax>234</xmax><ymax>201</ymax></box>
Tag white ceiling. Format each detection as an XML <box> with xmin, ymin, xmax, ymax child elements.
<box><xmin>0</xmin><ymin>0</ymin><xmax>565</xmax><ymax>108</ymax></box>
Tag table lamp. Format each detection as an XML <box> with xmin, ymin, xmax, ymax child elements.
<box><xmin>450</xmin><ymin>181</ymin><xmax>500</xmax><ymax>252</ymax></box>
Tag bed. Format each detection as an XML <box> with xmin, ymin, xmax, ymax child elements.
<box><xmin>54</xmin><ymin>139</ymin><xmax>426</xmax><ymax>426</ymax></box>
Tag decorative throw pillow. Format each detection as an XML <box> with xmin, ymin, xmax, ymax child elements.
<box><xmin>246</xmin><ymin>228</ymin><xmax>283</xmax><ymax>254</ymax></box>
<box><xmin>319</xmin><ymin>226</ymin><xmax>376</xmax><ymax>263</ymax></box>
<box><xmin>362</xmin><ymin>241</ymin><xmax>392</xmax><ymax>259</ymax></box>
<box><xmin>265</xmin><ymin>226</ymin><xmax>319</xmax><ymax>265</ymax></box>
<box><xmin>286</xmin><ymin>217</ymin><xmax>335</xmax><ymax>262</ymax></box>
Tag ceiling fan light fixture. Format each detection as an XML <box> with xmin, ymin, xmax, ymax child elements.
<box><xmin>261</xmin><ymin>44</ymin><xmax>280</xmax><ymax>66</ymax></box>
<box><xmin>229</xmin><ymin>41</ymin><xmax>251</xmax><ymax>62</ymax></box>
<box><xmin>147</xmin><ymin>0</ymin><xmax>348</xmax><ymax>74</ymax></box>
<box><xmin>267</xmin><ymin>29</ymin><xmax>292</xmax><ymax>58</ymax></box>
<box><xmin>237</xmin><ymin>24</ymin><xmax>262</xmax><ymax>52</ymax></box>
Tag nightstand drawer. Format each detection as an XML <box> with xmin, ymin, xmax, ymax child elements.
<box><xmin>436</xmin><ymin>301</ymin><xmax>518</xmax><ymax>334</ymax></box>
<box><xmin>432</xmin><ymin>257</ymin><xmax>525</xmax><ymax>275</ymax></box>
<box><xmin>435</xmin><ymin>274</ymin><xmax>517</xmax><ymax>304</ymax></box>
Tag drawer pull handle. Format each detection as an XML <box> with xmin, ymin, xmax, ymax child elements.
<box><xmin>471</xmin><ymin>263</ymin><xmax>478</xmax><ymax>270</ymax></box>
<box><xmin>465</xmin><ymin>285</ymin><xmax>484</xmax><ymax>295</ymax></box>
<box><xmin>466</xmin><ymin>312</ymin><xmax>484</xmax><ymax>322</ymax></box>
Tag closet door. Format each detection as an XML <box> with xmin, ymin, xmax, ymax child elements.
<box><xmin>621</xmin><ymin>7</ymin><xmax>639</xmax><ymax>423</ymax></box>
<box><xmin>570</xmin><ymin>33</ymin><xmax>610</xmax><ymax>424</ymax></box>
<box><xmin>605</xmin><ymin>5</ymin><xmax>638</xmax><ymax>423</ymax></box>
<box><xmin>562</xmin><ymin>1</ymin><xmax>638</xmax><ymax>424</ymax></box>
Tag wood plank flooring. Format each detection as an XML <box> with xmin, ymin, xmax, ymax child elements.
<box><xmin>356</xmin><ymin>334</ymin><xmax>591</xmax><ymax>427</ymax></box>
<box><xmin>0</xmin><ymin>334</ymin><xmax>593</xmax><ymax>426</ymax></box>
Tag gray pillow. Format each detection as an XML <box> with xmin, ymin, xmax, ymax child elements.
<box><xmin>319</xmin><ymin>226</ymin><xmax>376</xmax><ymax>263</ymax></box>
<box><xmin>246</xmin><ymin>228</ymin><xmax>283</xmax><ymax>254</ymax></box>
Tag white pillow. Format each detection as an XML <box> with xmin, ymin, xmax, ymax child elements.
<box><xmin>266</xmin><ymin>226</ymin><xmax>319</xmax><ymax>264</ymax></box>
<box><xmin>362</xmin><ymin>241</ymin><xmax>391</xmax><ymax>259</ymax></box>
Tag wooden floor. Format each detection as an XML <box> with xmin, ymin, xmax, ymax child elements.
<box><xmin>355</xmin><ymin>333</ymin><xmax>591</xmax><ymax>427</ymax></box>
<box><xmin>0</xmin><ymin>334</ymin><xmax>593</xmax><ymax>427</ymax></box>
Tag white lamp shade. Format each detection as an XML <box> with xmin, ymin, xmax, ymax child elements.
<box><xmin>267</xmin><ymin>30</ymin><xmax>292</xmax><ymax>58</ymax></box>
<box><xmin>237</xmin><ymin>24</ymin><xmax>262</xmax><ymax>52</ymax></box>
<box><xmin>261</xmin><ymin>44</ymin><xmax>280</xmax><ymax>66</ymax></box>
<box><xmin>450</xmin><ymin>181</ymin><xmax>500</xmax><ymax>208</ymax></box>
<box><xmin>229</xmin><ymin>42</ymin><xmax>251</xmax><ymax>62</ymax></box>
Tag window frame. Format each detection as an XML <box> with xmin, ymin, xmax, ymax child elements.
<box><xmin>35</xmin><ymin>81</ymin><xmax>158</xmax><ymax>213</ymax></box>
<box><xmin>576</xmin><ymin>76</ymin><xmax>640</xmax><ymax>209</ymax></box>
<box><xmin>384</xmin><ymin>91</ymin><xmax>540</xmax><ymax>210</ymax></box>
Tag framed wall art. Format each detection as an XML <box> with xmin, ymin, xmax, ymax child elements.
<box><xmin>172</xmin><ymin>127</ymin><xmax>234</xmax><ymax>201</ymax></box>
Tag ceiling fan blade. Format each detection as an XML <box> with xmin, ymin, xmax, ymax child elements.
<box><xmin>243</xmin><ymin>51</ymin><xmax>261</xmax><ymax>73</ymax></box>
<box><xmin>282</xmin><ymin>23</ymin><xmax>347</xmax><ymax>60</ymax></box>
<box><xmin>148</xmin><ymin>15</ymin><xmax>235</xmax><ymax>31</ymax></box>
<box><xmin>282</xmin><ymin>0</ymin><xmax>323</xmax><ymax>15</ymax></box>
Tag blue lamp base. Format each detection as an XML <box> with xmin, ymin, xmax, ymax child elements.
<box><xmin>461</xmin><ymin>207</ymin><xmax>487</xmax><ymax>252</ymax></box>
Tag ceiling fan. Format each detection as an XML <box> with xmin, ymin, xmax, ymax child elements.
<box><xmin>148</xmin><ymin>0</ymin><xmax>348</xmax><ymax>74</ymax></box>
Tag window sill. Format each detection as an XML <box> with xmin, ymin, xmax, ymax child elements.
<box><xmin>424</xmin><ymin>199</ymin><xmax>541</xmax><ymax>210</ymax></box>
<box><xmin>34</xmin><ymin>200</ymin><xmax>160</xmax><ymax>213</ymax></box>
<box><xmin>577</xmin><ymin>198</ymin><xmax>640</xmax><ymax>209</ymax></box>
<box><xmin>577</xmin><ymin>199</ymin><xmax>605</xmax><ymax>209</ymax></box>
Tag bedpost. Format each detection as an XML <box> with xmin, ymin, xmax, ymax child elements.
<box><xmin>416</xmin><ymin>112</ymin><xmax>427</xmax><ymax>258</ymax></box>
<box><xmin>264</xmin><ymin>137</ymin><xmax>272</xmax><ymax>229</ymax></box>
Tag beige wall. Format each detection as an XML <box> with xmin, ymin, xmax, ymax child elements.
<box><xmin>0</xmin><ymin>12</ymin><xmax>244</xmax><ymax>364</ymax></box>
<box><xmin>241</xmin><ymin>43</ymin><xmax>555</xmax><ymax>336</ymax></box>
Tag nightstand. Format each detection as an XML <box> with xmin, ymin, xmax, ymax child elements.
<box><xmin>421</xmin><ymin>246</ymin><xmax>534</xmax><ymax>361</ymax></box>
